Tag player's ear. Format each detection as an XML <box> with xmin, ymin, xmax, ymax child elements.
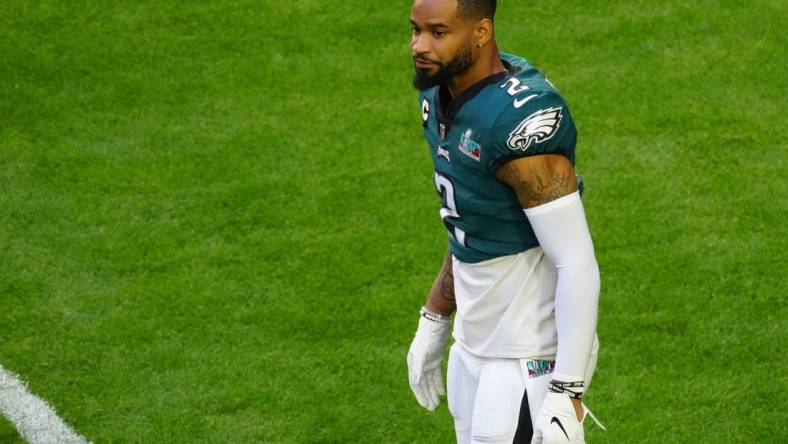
<box><xmin>474</xmin><ymin>18</ymin><xmax>493</xmax><ymax>47</ymax></box>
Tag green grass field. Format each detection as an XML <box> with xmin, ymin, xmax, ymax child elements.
<box><xmin>1</xmin><ymin>1</ymin><xmax>785</xmax><ymax>442</ymax></box>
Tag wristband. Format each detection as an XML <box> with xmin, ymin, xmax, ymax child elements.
<box><xmin>549</xmin><ymin>381</ymin><xmax>585</xmax><ymax>399</ymax></box>
<box><xmin>420</xmin><ymin>306</ymin><xmax>451</xmax><ymax>324</ymax></box>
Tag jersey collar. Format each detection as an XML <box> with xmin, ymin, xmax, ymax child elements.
<box><xmin>435</xmin><ymin>60</ymin><xmax>517</xmax><ymax>134</ymax></box>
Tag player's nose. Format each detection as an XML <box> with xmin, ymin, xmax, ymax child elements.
<box><xmin>411</xmin><ymin>33</ymin><xmax>429</xmax><ymax>56</ymax></box>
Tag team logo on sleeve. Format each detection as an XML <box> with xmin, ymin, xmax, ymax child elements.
<box><xmin>506</xmin><ymin>107</ymin><xmax>563</xmax><ymax>152</ymax></box>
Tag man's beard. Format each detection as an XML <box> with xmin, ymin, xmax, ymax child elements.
<box><xmin>412</xmin><ymin>46</ymin><xmax>474</xmax><ymax>91</ymax></box>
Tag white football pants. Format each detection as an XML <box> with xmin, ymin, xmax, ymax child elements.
<box><xmin>447</xmin><ymin>340</ymin><xmax>598</xmax><ymax>444</ymax></box>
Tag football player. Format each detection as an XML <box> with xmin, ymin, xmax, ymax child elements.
<box><xmin>405</xmin><ymin>1</ymin><xmax>603</xmax><ymax>443</ymax></box>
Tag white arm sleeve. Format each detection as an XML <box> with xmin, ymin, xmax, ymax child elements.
<box><xmin>524</xmin><ymin>191</ymin><xmax>599</xmax><ymax>385</ymax></box>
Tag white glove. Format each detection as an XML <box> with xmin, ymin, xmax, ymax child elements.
<box><xmin>531</xmin><ymin>392</ymin><xmax>586</xmax><ymax>443</ymax></box>
<box><xmin>407</xmin><ymin>308</ymin><xmax>451</xmax><ymax>411</ymax></box>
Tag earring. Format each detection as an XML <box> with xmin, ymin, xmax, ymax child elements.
<box><xmin>477</xmin><ymin>43</ymin><xmax>484</xmax><ymax>48</ymax></box>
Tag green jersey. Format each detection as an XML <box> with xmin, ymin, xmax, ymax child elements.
<box><xmin>419</xmin><ymin>53</ymin><xmax>579</xmax><ymax>263</ymax></box>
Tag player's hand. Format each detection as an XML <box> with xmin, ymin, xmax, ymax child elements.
<box><xmin>406</xmin><ymin>309</ymin><xmax>451</xmax><ymax>411</ymax></box>
<box><xmin>531</xmin><ymin>392</ymin><xmax>586</xmax><ymax>443</ymax></box>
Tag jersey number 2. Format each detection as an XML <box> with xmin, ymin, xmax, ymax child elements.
<box><xmin>434</xmin><ymin>172</ymin><xmax>466</xmax><ymax>246</ymax></box>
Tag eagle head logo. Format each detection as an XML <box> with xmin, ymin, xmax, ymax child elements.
<box><xmin>506</xmin><ymin>107</ymin><xmax>563</xmax><ymax>151</ymax></box>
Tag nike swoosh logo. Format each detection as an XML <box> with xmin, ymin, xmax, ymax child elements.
<box><xmin>551</xmin><ymin>417</ymin><xmax>570</xmax><ymax>441</ymax></box>
<box><xmin>514</xmin><ymin>94</ymin><xmax>538</xmax><ymax>109</ymax></box>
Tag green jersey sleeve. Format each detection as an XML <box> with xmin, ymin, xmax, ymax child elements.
<box><xmin>486</xmin><ymin>91</ymin><xmax>577</xmax><ymax>172</ymax></box>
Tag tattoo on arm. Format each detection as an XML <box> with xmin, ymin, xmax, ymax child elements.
<box><xmin>499</xmin><ymin>158</ymin><xmax>575</xmax><ymax>207</ymax></box>
<box><xmin>440</xmin><ymin>268</ymin><xmax>455</xmax><ymax>302</ymax></box>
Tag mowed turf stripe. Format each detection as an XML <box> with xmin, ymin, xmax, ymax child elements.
<box><xmin>0</xmin><ymin>365</ymin><xmax>89</xmax><ymax>444</ymax></box>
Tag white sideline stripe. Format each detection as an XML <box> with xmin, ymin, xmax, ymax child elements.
<box><xmin>0</xmin><ymin>364</ymin><xmax>89</xmax><ymax>444</ymax></box>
